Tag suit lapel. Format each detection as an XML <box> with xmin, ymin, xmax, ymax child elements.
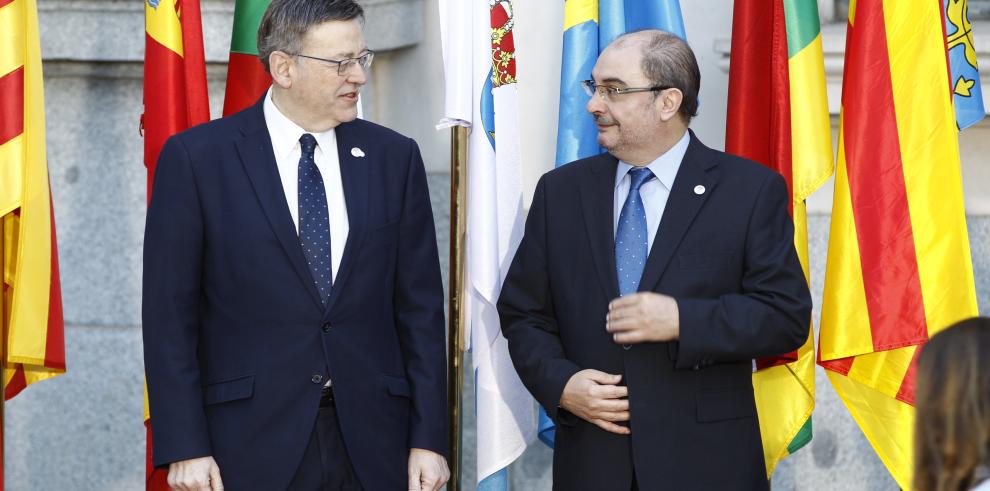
<box><xmin>580</xmin><ymin>154</ymin><xmax>621</xmax><ymax>301</ymax></box>
<box><xmin>638</xmin><ymin>134</ymin><xmax>719</xmax><ymax>292</ymax></box>
<box><xmin>323</xmin><ymin>120</ymin><xmax>369</xmax><ymax>312</ymax></box>
<box><xmin>235</xmin><ymin>99</ymin><xmax>325</xmax><ymax>309</ymax></box>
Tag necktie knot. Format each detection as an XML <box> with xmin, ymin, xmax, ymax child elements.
<box><xmin>300</xmin><ymin>133</ymin><xmax>317</xmax><ymax>158</ymax></box>
<box><xmin>628</xmin><ymin>167</ymin><xmax>655</xmax><ymax>192</ymax></box>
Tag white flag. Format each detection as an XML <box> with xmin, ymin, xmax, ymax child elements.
<box><xmin>439</xmin><ymin>0</ymin><xmax>536</xmax><ymax>485</ymax></box>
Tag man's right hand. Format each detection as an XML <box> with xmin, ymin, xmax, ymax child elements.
<box><xmin>168</xmin><ymin>456</ymin><xmax>224</xmax><ymax>491</ymax></box>
<box><xmin>559</xmin><ymin>369</ymin><xmax>631</xmax><ymax>435</ymax></box>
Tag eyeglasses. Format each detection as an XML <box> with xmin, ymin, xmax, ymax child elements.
<box><xmin>581</xmin><ymin>80</ymin><xmax>671</xmax><ymax>101</ymax></box>
<box><xmin>291</xmin><ymin>50</ymin><xmax>375</xmax><ymax>76</ymax></box>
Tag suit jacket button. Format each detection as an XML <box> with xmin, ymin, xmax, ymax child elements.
<box><xmin>322</xmin><ymin>322</ymin><xmax>332</xmax><ymax>333</ymax></box>
<box><xmin>311</xmin><ymin>374</ymin><xmax>324</xmax><ymax>384</ymax></box>
<box><xmin>622</xmin><ymin>344</ymin><xmax>631</xmax><ymax>350</ymax></box>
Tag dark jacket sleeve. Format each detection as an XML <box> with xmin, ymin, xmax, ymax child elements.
<box><xmin>497</xmin><ymin>176</ymin><xmax>581</xmax><ymax>422</ymax></box>
<box><xmin>674</xmin><ymin>172</ymin><xmax>811</xmax><ymax>369</ymax></box>
<box><xmin>142</xmin><ymin>135</ymin><xmax>213</xmax><ymax>466</ymax></box>
<box><xmin>392</xmin><ymin>138</ymin><xmax>449</xmax><ymax>457</ymax></box>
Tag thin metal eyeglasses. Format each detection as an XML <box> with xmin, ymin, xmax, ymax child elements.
<box><xmin>581</xmin><ymin>80</ymin><xmax>671</xmax><ymax>101</ymax></box>
<box><xmin>291</xmin><ymin>50</ymin><xmax>375</xmax><ymax>76</ymax></box>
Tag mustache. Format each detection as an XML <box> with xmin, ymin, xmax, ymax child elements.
<box><xmin>594</xmin><ymin>114</ymin><xmax>617</xmax><ymax>126</ymax></box>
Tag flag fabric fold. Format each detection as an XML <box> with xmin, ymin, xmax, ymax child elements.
<box><xmin>726</xmin><ymin>0</ymin><xmax>832</xmax><ymax>477</ymax></box>
<box><xmin>818</xmin><ymin>1</ymin><xmax>980</xmax><ymax>488</ymax></box>
<box><xmin>440</xmin><ymin>0</ymin><xmax>535</xmax><ymax>487</ymax></box>
<box><xmin>142</xmin><ymin>0</ymin><xmax>210</xmax><ymax>488</ymax></box>
<box><xmin>1</xmin><ymin>0</ymin><xmax>66</xmax><ymax>401</ymax></box>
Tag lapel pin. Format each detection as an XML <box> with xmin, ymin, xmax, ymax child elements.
<box><xmin>351</xmin><ymin>147</ymin><xmax>365</xmax><ymax>158</ymax></box>
<box><xmin>693</xmin><ymin>185</ymin><xmax>706</xmax><ymax>195</ymax></box>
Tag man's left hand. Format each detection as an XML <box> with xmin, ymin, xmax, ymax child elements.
<box><xmin>408</xmin><ymin>448</ymin><xmax>449</xmax><ymax>491</ymax></box>
<box><xmin>607</xmin><ymin>292</ymin><xmax>679</xmax><ymax>344</ymax></box>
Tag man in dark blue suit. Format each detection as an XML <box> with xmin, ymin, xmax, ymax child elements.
<box><xmin>142</xmin><ymin>0</ymin><xmax>448</xmax><ymax>489</ymax></box>
<box><xmin>498</xmin><ymin>30</ymin><xmax>811</xmax><ymax>490</ymax></box>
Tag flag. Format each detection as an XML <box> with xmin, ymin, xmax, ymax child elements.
<box><xmin>1</xmin><ymin>0</ymin><xmax>68</xmax><ymax>485</ymax></box>
<box><xmin>818</xmin><ymin>1</ymin><xmax>979</xmax><ymax>488</ymax></box>
<box><xmin>945</xmin><ymin>0</ymin><xmax>985</xmax><ymax>129</ymax></box>
<box><xmin>725</xmin><ymin>0</ymin><xmax>832</xmax><ymax>477</ymax></box>
<box><xmin>440</xmin><ymin>0</ymin><xmax>535</xmax><ymax>487</ymax></box>
<box><xmin>142</xmin><ymin>0</ymin><xmax>210</xmax><ymax>488</ymax></box>
<box><xmin>223</xmin><ymin>0</ymin><xmax>272</xmax><ymax>116</ymax></box>
<box><xmin>0</xmin><ymin>0</ymin><xmax>66</xmax><ymax>403</ymax></box>
<box><xmin>555</xmin><ymin>0</ymin><xmax>685</xmax><ymax>166</ymax></box>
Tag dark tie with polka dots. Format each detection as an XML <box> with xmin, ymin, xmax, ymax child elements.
<box><xmin>298</xmin><ymin>133</ymin><xmax>332</xmax><ymax>304</ymax></box>
<box><xmin>615</xmin><ymin>167</ymin><xmax>655</xmax><ymax>297</ymax></box>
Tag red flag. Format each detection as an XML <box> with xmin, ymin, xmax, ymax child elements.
<box><xmin>142</xmin><ymin>0</ymin><xmax>210</xmax><ymax>488</ymax></box>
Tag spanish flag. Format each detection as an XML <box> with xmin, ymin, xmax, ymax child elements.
<box><xmin>819</xmin><ymin>1</ymin><xmax>979</xmax><ymax>488</ymax></box>
<box><xmin>725</xmin><ymin>0</ymin><xmax>832</xmax><ymax>478</ymax></box>
<box><xmin>1</xmin><ymin>0</ymin><xmax>67</xmax><ymax>484</ymax></box>
<box><xmin>142</xmin><ymin>0</ymin><xmax>209</xmax><ymax>488</ymax></box>
<box><xmin>222</xmin><ymin>0</ymin><xmax>272</xmax><ymax>116</ymax></box>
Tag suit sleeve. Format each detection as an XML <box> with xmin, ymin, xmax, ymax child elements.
<box><xmin>142</xmin><ymin>136</ymin><xmax>213</xmax><ymax>466</ymax></box>
<box><xmin>392</xmin><ymin>138</ymin><xmax>449</xmax><ymax>457</ymax></box>
<box><xmin>674</xmin><ymin>172</ymin><xmax>811</xmax><ymax>370</ymax></box>
<box><xmin>497</xmin><ymin>176</ymin><xmax>581</xmax><ymax>422</ymax></box>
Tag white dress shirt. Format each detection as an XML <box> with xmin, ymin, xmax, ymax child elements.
<box><xmin>263</xmin><ymin>88</ymin><xmax>349</xmax><ymax>284</ymax></box>
<box><xmin>613</xmin><ymin>130</ymin><xmax>690</xmax><ymax>254</ymax></box>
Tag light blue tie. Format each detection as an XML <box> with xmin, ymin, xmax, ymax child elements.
<box><xmin>616</xmin><ymin>167</ymin><xmax>655</xmax><ymax>296</ymax></box>
<box><xmin>297</xmin><ymin>133</ymin><xmax>333</xmax><ymax>304</ymax></box>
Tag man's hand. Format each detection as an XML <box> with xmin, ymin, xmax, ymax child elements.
<box><xmin>607</xmin><ymin>292</ymin><xmax>679</xmax><ymax>344</ymax></box>
<box><xmin>408</xmin><ymin>448</ymin><xmax>449</xmax><ymax>491</ymax></box>
<box><xmin>167</xmin><ymin>456</ymin><xmax>223</xmax><ymax>491</ymax></box>
<box><xmin>559</xmin><ymin>369</ymin><xmax>630</xmax><ymax>435</ymax></box>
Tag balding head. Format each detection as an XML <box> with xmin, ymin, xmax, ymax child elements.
<box><xmin>606</xmin><ymin>29</ymin><xmax>700</xmax><ymax>122</ymax></box>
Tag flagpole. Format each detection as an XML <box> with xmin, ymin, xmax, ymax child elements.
<box><xmin>447</xmin><ymin>125</ymin><xmax>468</xmax><ymax>491</ymax></box>
<box><xmin>1</xmin><ymin>213</ymin><xmax>7</xmax><ymax>487</ymax></box>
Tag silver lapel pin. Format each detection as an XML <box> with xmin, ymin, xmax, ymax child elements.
<box><xmin>351</xmin><ymin>147</ymin><xmax>365</xmax><ymax>158</ymax></box>
<box><xmin>693</xmin><ymin>185</ymin><xmax>706</xmax><ymax>195</ymax></box>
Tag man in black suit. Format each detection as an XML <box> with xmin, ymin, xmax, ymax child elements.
<box><xmin>498</xmin><ymin>30</ymin><xmax>811</xmax><ymax>490</ymax></box>
<box><xmin>143</xmin><ymin>0</ymin><xmax>448</xmax><ymax>489</ymax></box>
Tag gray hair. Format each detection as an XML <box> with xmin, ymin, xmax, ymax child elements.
<box><xmin>257</xmin><ymin>0</ymin><xmax>365</xmax><ymax>73</ymax></box>
<box><xmin>613</xmin><ymin>29</ymin><xmax>700</xmax><ymax>121</ymax></box>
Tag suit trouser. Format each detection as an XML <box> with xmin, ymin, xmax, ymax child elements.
<box><xmin>287</xmin><ymin>391</ymin><xmax>362</xmax><ymax>490</ymax></box>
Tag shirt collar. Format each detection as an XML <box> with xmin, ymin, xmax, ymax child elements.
<box><xmin>614</xmin><ymin>129</ymin><xmax>690</xmax><ymax>191</ymax></box>
<box><xmin>263</xmin><ymin>87</ymin><xmax>337</xmax><ymax>160</ymax></box>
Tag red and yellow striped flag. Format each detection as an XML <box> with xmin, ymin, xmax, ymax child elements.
<box><xmin>819</xmin><ymin>1</ymin><xmax>979</xmax><ymax>488</ymax></box>
<box><xmin>142</xmin><ymin>0</ymin><xmax>209</xmax><ymax>488</ymax></box>
<box><xmin>1</xmin><ymin>0</ymin><xmax>68</xmax><ymax>486</ymax></box>
<box><xmin>0</xmin><ymin>0</ymin><xmax>67</xmax><ymax>398</ymax></box>
<box><xmin>726</xmin><ymin>0</ymin><xmax>833</xmax><ymax>477</ymax></box>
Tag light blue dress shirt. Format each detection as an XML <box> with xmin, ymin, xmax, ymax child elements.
<box><xmin>613</xmin><ymin>130</ymin><xmax>691</xmax><ymax>253</ymax></box>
